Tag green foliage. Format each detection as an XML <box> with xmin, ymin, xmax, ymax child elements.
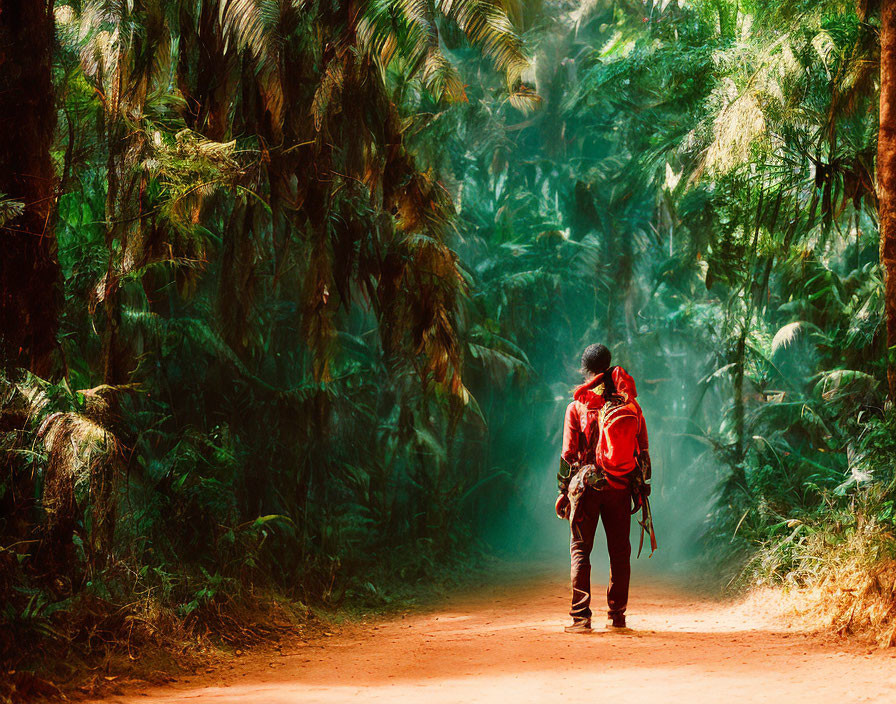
<box><xmin>1</xmin><ymin>0</ymin><xmax>532</xmax><ymax>674</ymax></box>
<box><xmin>410</xmin><ymin>0</ymin><xmax>896</xmax><ymax>590</ymax></box>
<box><xmin>4</xmin><ymin>0</ymin><xmax>896</xmax><ymax>677</ymax></box>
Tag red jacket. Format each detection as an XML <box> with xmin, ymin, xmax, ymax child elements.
<box><xmin>561</xmin><ymin>366</ymin><xmax>648</xmax><ymax>487</ymax></box>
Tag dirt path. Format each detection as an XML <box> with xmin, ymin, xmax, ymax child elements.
<box><xmin>94</xmin><ymin>571</ymin><xmax>896</xmax><ymax>704</ymax></box>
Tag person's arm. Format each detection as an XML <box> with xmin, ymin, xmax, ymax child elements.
<box><xmin>555</xmin><ymin>403</ymin><xmax>580</xmax><ymax>519</ymax></box>
<box><xmin>559</xmin><ymin>402</ymin><xmax>581</xmax><ymax>483</ymax></box>
<box><xmin>562</xmin><ymin>401</ymin><xmax>583</xmax><ymax>464</ymax></box>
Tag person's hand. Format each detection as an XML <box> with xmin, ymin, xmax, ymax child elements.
<box><xmin>640</xmin><ymin>482</ymin><xmax>651</xmax><ymax>498</ymax></box>
<box><xmin>555</xmin><ymin>493</ymin><xmax>570</xmax><ymax>520</ymax></box>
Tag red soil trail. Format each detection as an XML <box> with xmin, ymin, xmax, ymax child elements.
<box><xmin>94</xmin><ymin>572</ymin><xmax>896</xmax><ymax>704</ymax></box>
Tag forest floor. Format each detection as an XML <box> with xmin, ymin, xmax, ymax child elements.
<box><xmin>83</xmin><ymin>566</ymin><xmax>896</xmax><ymax>704</ymax></box>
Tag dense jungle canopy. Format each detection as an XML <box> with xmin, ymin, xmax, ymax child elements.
<box><xmin>4</xmin><ymin>0</ymin><xmax>896</xmax><ymax>678</ymax></box>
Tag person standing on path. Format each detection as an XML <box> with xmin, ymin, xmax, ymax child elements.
<box><xmin>554</xmin><ymin>344</ymin><xmax>651</xmax><ymax>633</ymax></box>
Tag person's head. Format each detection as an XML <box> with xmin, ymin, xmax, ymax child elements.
<box><xmin>580</xmin><ymin>343</ymin><xmax>611</xmax><ymax>378</ymax></box>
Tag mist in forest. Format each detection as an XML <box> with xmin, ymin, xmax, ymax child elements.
<box><xmin>452</xmin><ymin>9</ymin><xmax>730</xmax><ymax>577</ymax></box>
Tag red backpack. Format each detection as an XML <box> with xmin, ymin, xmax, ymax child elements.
<box><xmin>571</xmin><ymin>365</ymin><xmax>644</xmax><ymax>482</ymax></box>
<box><xmin>595</xmin><ymin>399</ymin><xmax>643</xmax><ymax>479</ymax></box>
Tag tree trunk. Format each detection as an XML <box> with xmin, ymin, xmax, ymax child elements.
<box><xmin>0</xmin><ymin>0</ymin><xmax>61</xmax><ymax>375</ymax></box>
<box><xmin>732</xmin><ymin>327</ymin><xmax>747</xmax><ymax>465</ymax></box>
<box><xmin>881</xmin><ymin>0</ymin><xmax>896</xmax><ymax>399</ymax></box>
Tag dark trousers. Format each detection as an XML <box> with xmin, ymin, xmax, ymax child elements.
<box><xmin>569</xmin><ymin>486</ymin><xmax>631</xmax><ymax>621</ymax></box>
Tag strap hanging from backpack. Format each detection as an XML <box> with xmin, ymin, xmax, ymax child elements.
<box><xmin>628</xmin><ymin>462</ymin><xmax>657</xmax><ymax>558</ymax></box>
<box><xmin>637</xmin><ymin>495</ymin><xmax>658</xmax><ymax>558</ymax></box>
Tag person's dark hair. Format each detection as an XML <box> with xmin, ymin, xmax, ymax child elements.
<box><xmin>580</xmin><ymin>343</ymin><xmax>611</xmax><ymax>377</ymax></box>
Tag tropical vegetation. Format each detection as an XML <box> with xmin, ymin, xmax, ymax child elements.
<box><xmin>4</xmin><ymin>0</ymin><xmax>896</xmax><ymax>691</ymax></box>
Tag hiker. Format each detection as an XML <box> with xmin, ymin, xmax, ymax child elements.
<box><xmin>555</xmin><ymin>343</ymin><xmax>651</xmax><ymax>633</ymax></box>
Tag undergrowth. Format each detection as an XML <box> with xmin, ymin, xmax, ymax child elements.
<box><xmin>0</xmin><ymin>538</ymin><xmax>485</xmax><ymax>703</ymax></box>
<box><xmin>726</xmin><ymin>406</ymin><xmax>896</xmax><ymax>646</ymax></box>
<box><xmin>738</xmin><ymin>491</ymin><xmax>896</xmax><ymax>646</ymax></box>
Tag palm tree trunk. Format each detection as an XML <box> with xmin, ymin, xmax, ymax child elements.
<box><xmin>732</xmin><ymin>327</ymin><xmax>747</xmax><ymax>465</ymax></box>
<box><xmin>0</xmin><ymin>0</ymin><xmax>61</xmax><ymax>375</ymax></box>
<box><xmin>880</xmin><ymin>0</ymin><xmax>896</xmax><ymax>399</ymax></box>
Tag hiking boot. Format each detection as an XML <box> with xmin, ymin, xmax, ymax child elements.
<box><xmin>606</xmin><ymin>614</ymin><xmax>627</xmax><ymax>630</ymax></box>
<box><xmin>564</xmin><ymin>619</ymin><xmax>592</xmax><ymax>634</ymax></box>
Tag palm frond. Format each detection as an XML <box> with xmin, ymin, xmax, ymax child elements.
<box><xmin>0</xmin><ymin>194</ymin><xmax>24</xmax><ymax>226</ymax></box>
<box><xmin>439</xmin><ymin>0</ymin><xmax>529</xmax><ymax>83</ymax></box>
